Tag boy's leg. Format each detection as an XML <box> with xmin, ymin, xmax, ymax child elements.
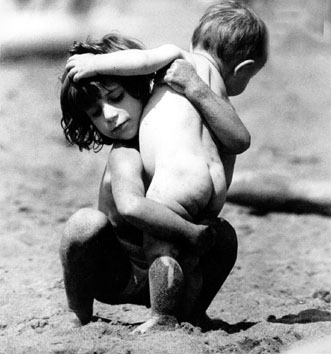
<box><xmin>188</xmin><ymin>218</ymin><xmax>238</xmax><ymax>328</ymax></box>
<box><xmin>59</xmin><ymin>208</ymin><xmax>131</xmax><ymax>325</ymax></box>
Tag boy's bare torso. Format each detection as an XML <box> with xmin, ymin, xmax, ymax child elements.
<box><xmin>139</xmin><ymin>54</ymin><xmax>235</xmax><ymax>222</ymax></box>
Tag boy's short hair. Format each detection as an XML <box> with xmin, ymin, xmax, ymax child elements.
<box><xmin>60</xmin><ymin>33</ymin><xmax>152</xmax><ymax>152</ymax></box>
<box><xmin>191</xmin><ymin>0</ymin><xmax>268</xmax><ymax>67</ymax></box>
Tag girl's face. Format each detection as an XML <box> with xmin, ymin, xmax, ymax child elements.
<box><xmin>85</xmin><ymin>78</ymin><xmax>144</xmax><ymax>141</ymax></box>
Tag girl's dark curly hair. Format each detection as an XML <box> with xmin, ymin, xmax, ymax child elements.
<box><xmin>60</xmin><ymin>33</ymin><xmax>153</xmax><ymax>152</ymax></box>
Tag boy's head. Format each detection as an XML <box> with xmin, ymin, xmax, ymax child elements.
<box><xmin>191</xmin><ymin>0</ymin><xmax>268</xmax><ymax>96</ymax></box>
<box><xmin>60</xmin><ymin>33</ymin><xmax>152</xmax><ymax>151</ymax></box>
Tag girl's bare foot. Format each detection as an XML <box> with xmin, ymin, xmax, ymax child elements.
<box><xmin>131</xmin><ymin>315</ymin><xmax>178</xmax><ymax>334</ymax></box>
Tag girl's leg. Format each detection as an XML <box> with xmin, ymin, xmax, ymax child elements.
<box><xmin>133</xmin><ymin>160</ymin><xmax>214</xmax><ymax>332</ymax></box>
<box><xmin>189</xmin><ymin>218</ymin><xmax>238</xmax><ymax>327</ymax></box>
<box><xmin>133</xmin><ymin>234</ymin><xmax>202</xmax><ymax>333</ymax></box>
<box><xmin>132</xmin><ymin>255</ymin><xmax>184</xmax><ymax>333</ymax></box>
<box><xmin>179</xmin><ymin>254</ymin><xmax>203</xmax><ymax>320</ymax></box>
<box><xmin>134</xmin><ymin>169</ymin><xmax>206</xmax><ymax>332</ymax></box>
<box><xmin>59</xmin><ymin>208</ymin><xmax>130</xmax><ymax>325</ymax></box>
<box><xmin>129</xmin><ymin>235</ymin><xmax>182</xmax><ymax>333</ymax></box>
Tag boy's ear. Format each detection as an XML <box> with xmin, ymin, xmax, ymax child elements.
<box><xmin>233</xmin><ymin>59</ymin><xmax>255</xmax><ymax>76</ymax></box>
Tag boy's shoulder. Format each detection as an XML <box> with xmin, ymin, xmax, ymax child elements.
<box><xmin>191</xmin><ymin>52</ymin><xmax>220</xmax><ymax>75</ymax></box>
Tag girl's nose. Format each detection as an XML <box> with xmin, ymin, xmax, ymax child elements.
<box><xmin>102</xmin><ymin>103</ymin><xmax>118</xmax><ymax>121</ymax></box>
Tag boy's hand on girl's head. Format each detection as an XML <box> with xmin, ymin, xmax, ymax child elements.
<box><xmin>65</xmin><ymin>54</ymin><xmax>97</xmax><ymax>82</ymax></box>
<box><xmin>164</xmin><ymin>59</ymin><xmax>200</xmax><ymax>96</ymax></box>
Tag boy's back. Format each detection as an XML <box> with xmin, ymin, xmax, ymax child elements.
<box><xmin>139</xmin><ymin>53</ymin><xmax>232</xmax><ymax>221</ymax></box>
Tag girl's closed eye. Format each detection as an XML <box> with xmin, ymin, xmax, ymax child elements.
<box><xmin>107</xmin><ymin>91</ymin><xmax>124</xmax><ymax>103</ymax></box>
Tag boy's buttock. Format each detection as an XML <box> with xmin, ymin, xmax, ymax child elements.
<box><xmin>146</xmin><ymin>154</ymin><xmax>227</xmax><ymax>220</ymax></box>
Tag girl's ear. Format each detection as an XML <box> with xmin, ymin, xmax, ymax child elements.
<box><xmin>234</xmin><ymin>59</ymin><xmax>255</xmax><ymax>76</ymax></box>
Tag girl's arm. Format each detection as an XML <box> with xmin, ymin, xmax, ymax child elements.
<box><xmin>164</xmin><ymin>59</ymin><xmax>251</xmax><ymax>155</ymax></box>
<box><xmin>109</xmin><ymin>142</ymin><xmax>215</xmax><ymax>254</ymax></box>
<box><xmin>66</xmin><ymin>44</ymin><xmax>186</xmax><ymax>82</ymax></box>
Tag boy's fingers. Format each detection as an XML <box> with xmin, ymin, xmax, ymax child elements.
<box><xmin>65</xmin><ymin>59</ymin><xmax>80</xmax><ymax>71</ymax></box>
<box><xmin>68</xmin><ymin>67</ymin><xmax>75</xmax><ymax>77</ymax></box>
<box><xmin>65</xmin><ymin>61</ymin><xmax>73</xmax><ymax>70</ymax></box>
<box><xmin>163</xmin><ymin>73</ymin><xmax>172</xmax><ymax>85</ymax></box>
<box><xmin>67</xmin><ymin>67</ymin><xmax>79</xmax><ymax>79</ymax></box>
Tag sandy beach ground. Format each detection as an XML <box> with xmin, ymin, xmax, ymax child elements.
<box><xmin>0</xmin><ymin>1</ymin><xmax>331</xmax><ymax>353</ymax></box>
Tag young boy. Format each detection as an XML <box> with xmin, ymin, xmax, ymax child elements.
<box><xmin>65</xmin><ymin>0</ymin><xmax>268</xmax><ymax>333</ymax></box>
<box><xmin>63</xmin><ymin>0</ymin><xmax>268</xmax><ymax>332</ymax></box>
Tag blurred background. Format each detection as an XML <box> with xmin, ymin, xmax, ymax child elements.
<box><xmin>0</xmin><ymin>0</ymin><xmax>331</xmax><ymax>210</ymax></box>
<box><xmin>1</xmin><ymin>0</ymin><xmax>331</xmax><ymax>54</ymax></box>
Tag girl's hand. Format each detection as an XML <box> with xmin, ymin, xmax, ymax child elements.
<box><xmin>65</xmin><ymin>53</ymin><xmax>97</xmax><ymax>82</ymax></box>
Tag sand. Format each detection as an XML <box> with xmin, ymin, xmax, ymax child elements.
<box><xmin>1</xmin><ymin>4</ymin><xmax>331</xmax><ymax>353</ymax></box>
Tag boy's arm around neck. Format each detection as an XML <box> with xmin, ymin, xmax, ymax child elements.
<box><xmin>188</xmin><ymin>81</ymin><xmax>251</xmax><ymax>154</ymax></box>
<box><xmin>93</xmin><ymin>44</ymin><xmax>185</xmax><ymax>76</ymax></box>
<box><xmin>66</xmin><ymin>45</ymin><xmax>185</xmax><ymax>81</ymax></box>
<box><xmin>164</xmin><ymin>59</ymin><xmax>251</xmax><ymax>155</ymax></box>
<box><xmin>109</xmin><ymin>142</ymin><xmax>215</xmax><ymax>255</ymax></box>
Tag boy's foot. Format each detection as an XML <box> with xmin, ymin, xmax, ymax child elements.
<box><xmin>131</xmin><ymin>315</ymin><xmax>178</xmax><ymax>334</ymax></box>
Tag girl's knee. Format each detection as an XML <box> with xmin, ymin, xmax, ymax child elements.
<box><xmin>215</xmin><ymin>218</ymin><xmax>238</xmax><ymax>253</ymax></box>
<box><xmin>149</xmin><ymin>256</ymin><xmax>184</xmax><ymax>284</ymax></box>
<box><xmin>60</xmin><ymin>208</ymin><xmax>109</xmax><ymax>255</ymax></box>
<box><xmin>220</xmin><ymin>222</ymin><xmax>237</xmax><ymax>269</ymax></box>
<box><xmin>154</xmin><ymin>255</ymin><xmax>180</xmax><ymax>268</ymax></box>
<box><xmin>224</xmin><ymin>220</ymin><xmax>238</xmax><ymax>258</ymax></box>
<box><xmin>203</xmin><ymin>218</ymin><xmax>238</xmax><ymax>269</ymax></box>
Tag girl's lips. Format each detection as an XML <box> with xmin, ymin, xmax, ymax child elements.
<box><xmin>111</xmin><ymin>121</ymin><xmax>127</xmax><ymax>135</ymax></box>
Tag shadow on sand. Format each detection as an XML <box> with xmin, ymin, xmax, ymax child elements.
<box><xmin>93</xmin><ymin>310</ymin><xmax>331</xmax><ymax>332</ymax></box>
<box><xmin>268</xmin><ymin>309</ymin><xmax>331</xmax><ymax>324</ymax></box>
<box><xmin>201</xmin><ymin>318</ymin><xmax>258</xmax><ymax>333</ymax></box>
<box><xmin>92</xmin><ymin>315</ymin><xmax>258</xmax><ymax>333</ymax></box>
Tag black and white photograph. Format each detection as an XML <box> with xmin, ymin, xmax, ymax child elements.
<box><xmin>0</xmin><ymin>1</ymin><xmax>331</xmax><ymax>353</ymax></box>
